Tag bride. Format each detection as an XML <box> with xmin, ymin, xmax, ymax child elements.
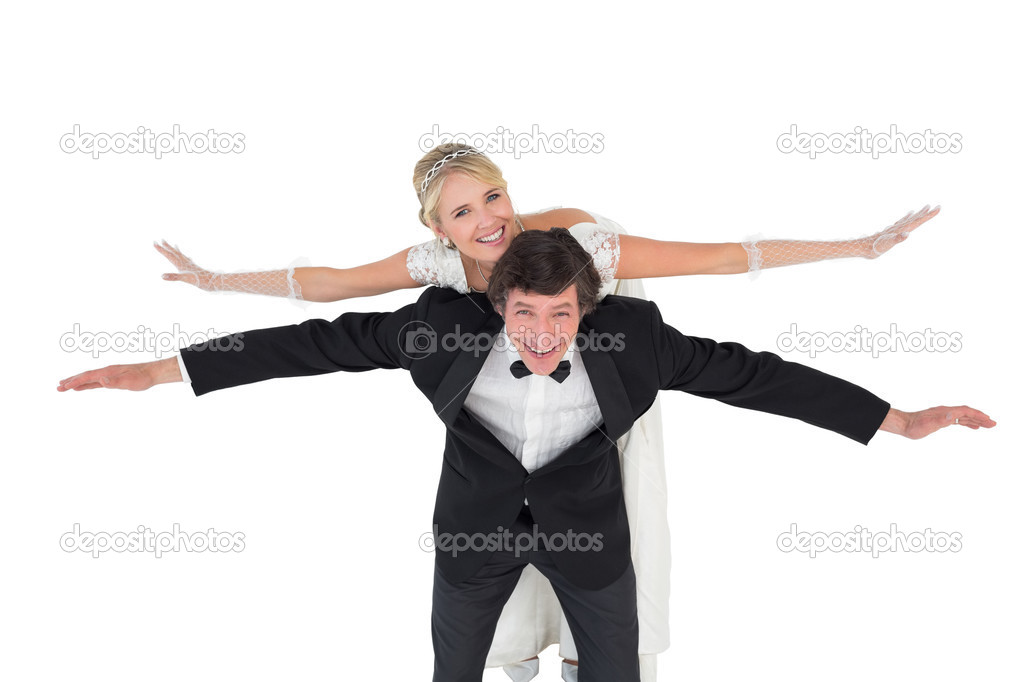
<box><xmin>155</xmin><ymin>143</ymin><xmax>937</xmax><ymax>682</ymax></box>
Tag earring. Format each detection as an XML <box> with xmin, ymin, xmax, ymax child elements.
<box><xmin>441</xmin><ymin>235</ymin><xmax>454</xmax><ymax>250</ymax></box>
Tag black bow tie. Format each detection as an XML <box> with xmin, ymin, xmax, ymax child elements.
<box><xmin>510</xmin><ymin>359</ymin><xmax>572</xmax><ymax>383</ymax></box>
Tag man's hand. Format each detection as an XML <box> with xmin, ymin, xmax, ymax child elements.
<box><xmin>880</xmin><ymin>406</ymin><xmax>996</xmax><ymax>440</ymax></box>
<box><xmin>57</xmin><ymin>357</ymin><xmax>182</xmax><ymax>392</ymax></box>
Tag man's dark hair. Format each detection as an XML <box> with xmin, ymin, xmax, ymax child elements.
<box><xmin>487</xmin><ymin>227</ymin><xmax>602</xmax><ymax>316</ymax></box>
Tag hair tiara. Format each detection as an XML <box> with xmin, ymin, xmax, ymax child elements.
<box><xmin>419</xmin><ymin>147</ymin><xmax>485</xmax><ymax>199</ymax></box>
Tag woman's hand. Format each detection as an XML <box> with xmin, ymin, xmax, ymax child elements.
<box><xmin>154</xmin><ymin>240</ymin><xmax>222</xmax><ymax>291</ymax></box>
<box><xmin>866</xmin><ymin>205</ymin><xmax>940</xmax><ymax>259</ymax></box>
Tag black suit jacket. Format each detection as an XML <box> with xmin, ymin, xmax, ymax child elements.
<box><xmin>181</xmin><ymin>287</ymin><xmax>890</xmax><ymax>589</ymax></box>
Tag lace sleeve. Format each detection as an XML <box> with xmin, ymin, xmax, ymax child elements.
<box><xmin>574</xmin><ymin>210</ymin><xmax>651</xmax><ymax>302</ymax></box>
<box><xmin>738</xmin><ymin>205</ymin><xmax>937</xmax><ymax>278</ymax></box>
<box><xmin>406</xmin><ymin>239</ymin><xmax>471</xmax><ymax>293</ymax></box>
<box><xmin>569</xmin><ymin>224</ymin><xmax>621</xmax><ymax>284</ymax></box>
<box><xmin>407</xmin><ymin>241</ymin><xmax>440</xmax><ymax>286</ymax></box>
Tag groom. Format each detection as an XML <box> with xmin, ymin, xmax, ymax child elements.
<box><xmin>58</xmin><ymin>228</ymin><xmax>994</xmax><ymax>682</ymax></box>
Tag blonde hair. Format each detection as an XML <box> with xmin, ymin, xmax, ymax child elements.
<box><xmin>413</xmin><ymin>144</ymin><xmax>510</xmax><ymax>241</ymax></box>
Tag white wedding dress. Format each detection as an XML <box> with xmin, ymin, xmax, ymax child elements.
<box><xmin>407</xmin><ymin>212</ymin><xmax>669</xmax><ymax>681</ymax></box>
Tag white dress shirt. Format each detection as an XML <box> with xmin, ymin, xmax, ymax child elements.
<box><xmin>463</xmin><ymin>328</ymin><xmax>604</xmax><ymax>502</ymax></box>
<box><xmin>176</xmin><ymin>353</ymin><xmax>191</xmax><ymax>383</ymax></box>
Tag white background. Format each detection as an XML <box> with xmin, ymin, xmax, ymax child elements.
<box><xmin>4</xmin><ymin>1</ymin><xmax>1019</xmax><ymax>680</ymax></box>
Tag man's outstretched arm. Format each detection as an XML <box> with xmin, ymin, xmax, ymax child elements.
<box><xmin>58</xmin><ymin>301</ymin><xmax>422</xmax><ymax>395</ymax></box>
<box><xmin>648</xmin><ymin>302</ymin><xmax>995</xmax><ymax>442</ymax></box>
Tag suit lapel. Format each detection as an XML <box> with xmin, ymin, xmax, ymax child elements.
<box><xmin>431</xmin><ymin>305</ymin><xmax>504</xmax><ymax>429</ymax></box>
<box><xmin>432</xmin><ymin>312</ymin><xmax>634</xmax><ymax>440</ymax></box>
<box><xmin>429</xmin><ymin>306</ymin><xmax>528</xmax><ymax>474</ymax></box>
<box><xmin>428</xmin><ymin>301</ymin><xmax>634</xmax><ymax>475</ymax></box>
<box><xmin>524</xmin><ymin>318</ymin><xmax>634</xmax><ymax>480</ymax></box>
<box><xmin>577</xmin><ymin>317</ymin><xmax>633</xmax><ymax>443</ymax></box>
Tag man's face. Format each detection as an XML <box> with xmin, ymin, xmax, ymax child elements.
<box><xmin>501</xmin><ymin>285</ymin><xmax>581</xmax><ymax>376</ymax></box>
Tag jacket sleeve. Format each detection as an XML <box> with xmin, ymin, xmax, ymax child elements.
<box><xmin>179</xmin><ymin>300</ymin><xmax>423</xmax><ymax>397</ymax></box>
<box><xmin>649</xmin><ymin>302</ymin><xmax>890</xmax><ymax>445</ymax></box>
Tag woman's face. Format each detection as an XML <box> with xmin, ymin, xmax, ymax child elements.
<box><xmin>431</xmin><ymin>172</ymin><xmax>516</xmax><ymax>263</ymax></box>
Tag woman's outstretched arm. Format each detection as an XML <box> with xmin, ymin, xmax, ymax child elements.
<box><xmin>614</xmin><ymin>205</ymin><xmax>939</xmax><ymax>278</ymax></box>
<box><xmin>156</xmin><ymin>241</ymin><xmax>424</xmax><ymax>302</ymax></box>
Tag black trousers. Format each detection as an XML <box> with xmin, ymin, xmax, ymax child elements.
<box><xmin>431</xmin><ymin>505</ymin><xmax>640</xmax><ymax>682</ymax></box>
